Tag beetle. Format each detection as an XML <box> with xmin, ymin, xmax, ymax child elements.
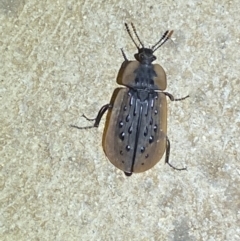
<box><xmin>71</xmin><ymin>23</ymin><xmax>189</xmax><ymax>176</ymax></box>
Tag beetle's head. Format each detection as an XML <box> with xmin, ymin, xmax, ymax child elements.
<box><xmin>134</xmin><ymin>48</ymin><xmax>156</xmax><ymax>64</ymax></box>
<box><xmin>124</xmin><ymin>23</ymin><xmax>173</xmax><ymax>64</ymax></box>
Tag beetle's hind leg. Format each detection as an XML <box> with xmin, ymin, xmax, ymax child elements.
<box><xmin>70</xmin><ymin>104</ymin><xmax>112</xmax><ymax>130</ymax></box>
<box><xmin>165</xmin><ymin>137</ymin><xmax>187</xmax><ymax>171</ymax></box>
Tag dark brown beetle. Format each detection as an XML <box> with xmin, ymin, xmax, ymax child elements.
<box><xmin>71</xmin><ymin>23</ymin><xmax>189</xmax><ymax>176</ymax></box>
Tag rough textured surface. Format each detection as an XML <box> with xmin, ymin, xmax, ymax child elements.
<box><xmin>0</xmin><ymin>0</ymin><xmax>239</xmax><ymax>240</ymax></box>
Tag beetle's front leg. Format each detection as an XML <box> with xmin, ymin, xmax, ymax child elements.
<box><xmin>120</xmin><ymin>48</ymin><xmax>128</xmax><ymax>61</ymax></box>
<box><xmin>163</xmin><ymin>92</ymin><xmax>189</xmax><ymax>101</ymax></box>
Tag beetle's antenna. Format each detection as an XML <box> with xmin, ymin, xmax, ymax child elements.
<box><xmin>130</xmin><ymin>23</ymin><xmax>144</xmax><ymax>48</ymax></box>
<box><xmin>125</xmin><ymin>23</ymin><xmax>143</xmax><ymax>49</ymax></box>
<box><xmin>152</xmin><ymin>30</ymin><xmax>173</xmax><ymax>52</ymax></box>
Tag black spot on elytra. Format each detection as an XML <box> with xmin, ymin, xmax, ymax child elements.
<box><xmin>126</xmin><ymin>115</ymin><xmax>130</xmax><ymax>122</ymax></box>
<box><xmin>144</xmin><ymin>127</ymin><xmax>148</xmax><ymax>136</ymax></box>
<box><xmin>149</xmin><ymin>117</ymin><xmax>153</xmax><ymax>125</ymax></box>
<box><xmin>119</xmin><ymin>121</ymin><xmax>123</xmax><ymax>128</ymax></box>
<box><xmin>126</xmin><ymin>145</ymin><xmax>131</xmax><ymax>151</ymax></box>
<box><xmin>145</xmin><ymin>154</ymin><xmax>149</xmax><ymax>158</ymax></box>
<box><xmin>140</xmin><ymin>147</ymin><xmax>145</xmax><ymax>153</ymax></box>
<box><xmin>128</xmin><ymin>126</ymin><xmax>133</xmax><ymax>134</ymax></box>
<box><xmin>119</xmin><ymin>132</ymin><xmax>125</xmax><ymax>140</ymax></box>
<box><xmin>154</xmin><ymin>124</ymin><xmax>157</xmax><ymax>132</ymax></box>
<box><xmin>149</xmin><ymin>136</ymin><xmax>154</xmax><ymax>144</ymax></box>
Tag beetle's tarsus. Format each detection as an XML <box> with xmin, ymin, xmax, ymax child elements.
<box><xmin>70</xmin><ymin>124</ymin><xmax>96</xmax><ymax>130</ymax></box>
<box><xmin>164</xmin><ymin>92</ymin><xmax>189</xmax><ymax>102</ymax></box>
<box><xmin>165</xmin><ymin>136</ymin><xmax>187</xmax><ymax>171</ymax></box>
<box><xmin>167</xmin><ymin>162</ymin><xmax>187</xmax><ymax>171</ymax></box>
<box><xmin>174</xmin><ymin>95</ymin><xmax>190</xmax><ymax>101</ymax></box>
<box><xmin>81</xmin><ymin>114</ymin><xmax>96</xmax><ymax>121</ymax></box>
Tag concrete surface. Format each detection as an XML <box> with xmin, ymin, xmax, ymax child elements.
<box><xmin>0</xmin><ymin>0</ymin><xmax>239</xmax><ymax>240</ymax></box>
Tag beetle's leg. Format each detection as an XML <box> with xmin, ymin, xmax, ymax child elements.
<box><xmin>163</xmin><ymin>92</ymin><xmax>189</xmax><ymax>102</ymax></box>
<box><xmin>165</xmin><ymin>136</ymin><xmax>187</xmax><ymax>171</ymax></box>
<box><xmin>70</xmin><ymin>104</ymin><xmax>112</xmax><ymax>129</ymax></box>
<box><xmin>81</xmin><ymin>114</ymin><xmax>96</xmax><ymax>121</ymax></box>
<box><xmin>121</xmin><ymin>48</ymin><xmax>128</xmax><ymax>61</ymax></box>
<box><xmin>174</xmin><ymin>95</ymin><xmax>189</xmax><ymax>101</ymax></box>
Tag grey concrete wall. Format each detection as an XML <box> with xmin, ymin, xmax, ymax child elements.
<box><xmin>0</xmin><ymin>0</ymin><xmax>239</xmax><ymax>240</ymax></box>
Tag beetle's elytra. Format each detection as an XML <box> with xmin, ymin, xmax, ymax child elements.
<box><xmin>71</xmin><ymin>23</ymin><xmax>189</xmax><ymax>176</ymax></box>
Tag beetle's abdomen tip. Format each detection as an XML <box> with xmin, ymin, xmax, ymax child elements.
<box><xmin>124</xmin><ymin>172</ymin><xmax>132</xmax><ymax>177</ymax></box>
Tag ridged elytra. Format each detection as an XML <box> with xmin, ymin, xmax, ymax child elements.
<box><xmin>71</xmin><ymin>23</ymin><xmax>189</xmax><ymax>176</ymax></box>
